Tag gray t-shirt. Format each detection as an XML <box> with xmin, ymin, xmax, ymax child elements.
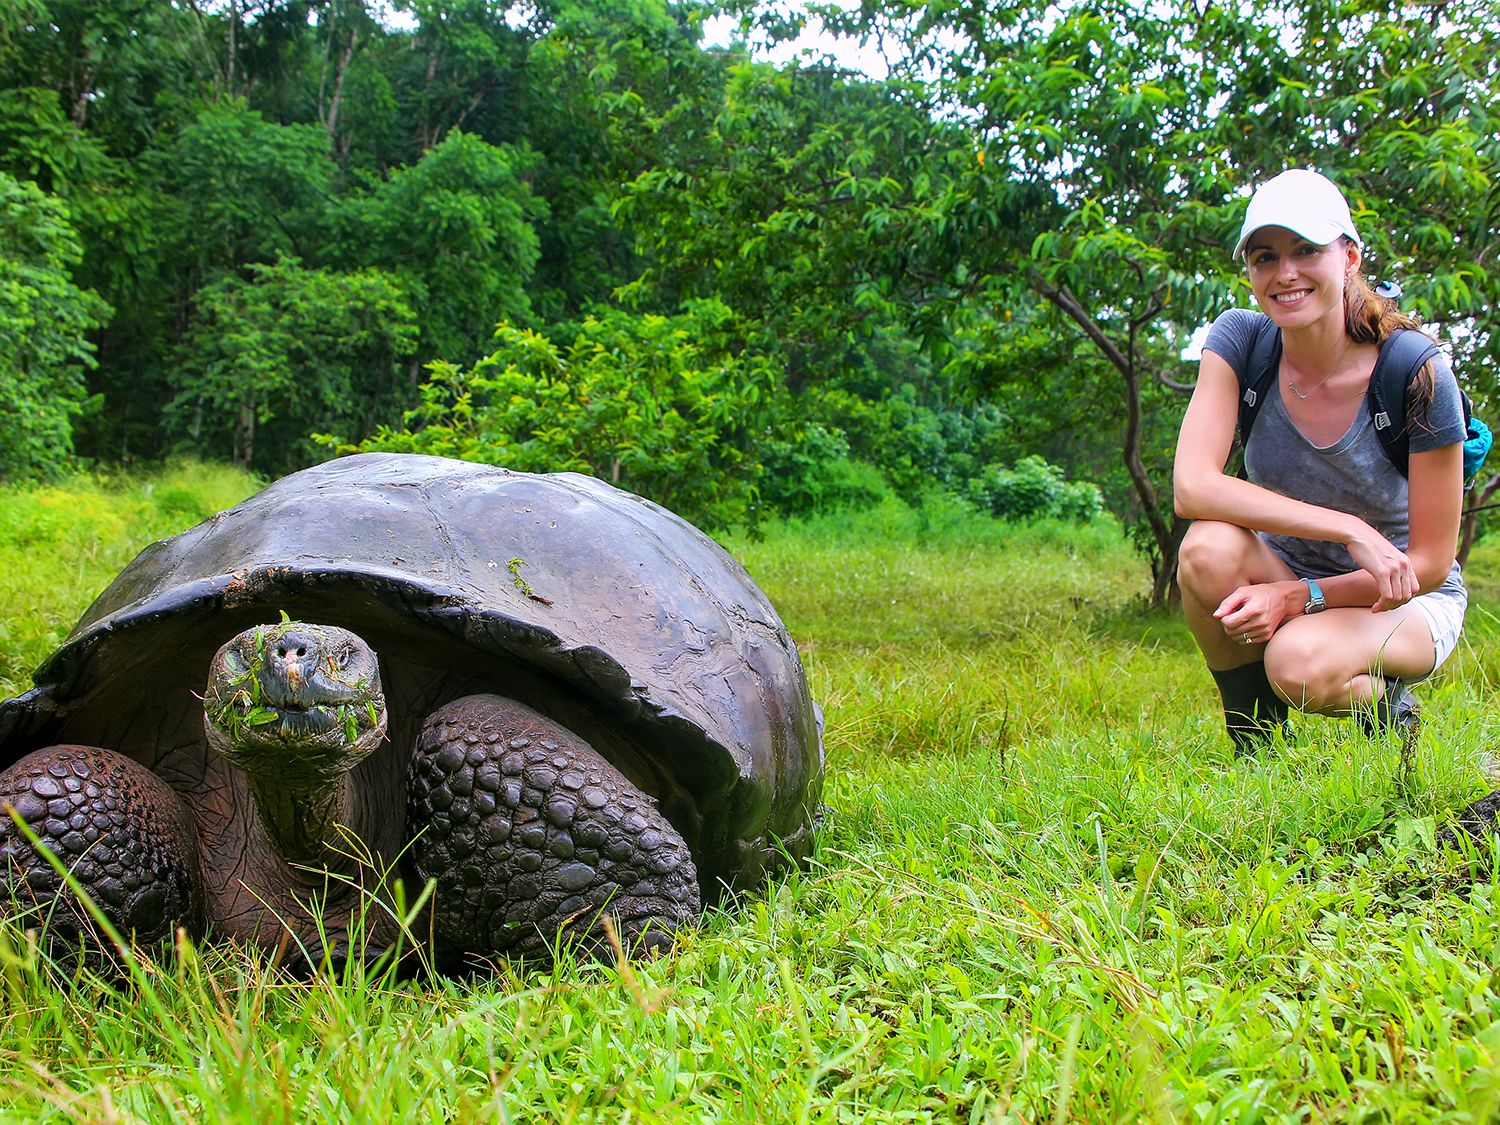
<box><xmin>1202</xmin><ymin>308</ymin><xmax>1466</xmax><ymax>580</ymax></box>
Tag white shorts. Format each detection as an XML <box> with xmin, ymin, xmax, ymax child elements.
<box><xmin>1410</xmin><ymin>576</ymin><xmax>1468</xmax><ymax>675</ymax></box>
<box><xmin>1268</xmin><ymin>542</ymin><xmax>1468</xmax><ymax>680</ymax></box>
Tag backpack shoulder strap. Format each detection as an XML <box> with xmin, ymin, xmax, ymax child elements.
<box><xmin>1368</xmin><ymin>329</ymin><xmax>1442</xmax><ymax>478</ymax></box>
<box><xmin>1234</xmin><ymin>317</ymin><xmax>1281</xmax><ymax>477</ymax></box>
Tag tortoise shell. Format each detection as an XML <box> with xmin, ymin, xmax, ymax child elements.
<box><xmin>0</xmin><ymin>453</ymin><xmax>824</xmax><ymax>900</ymax></box>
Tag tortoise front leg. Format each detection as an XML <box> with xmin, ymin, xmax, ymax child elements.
<box><xmin>0</xmin><ymin>745</ymin><xmax>202</xmax><ymax>966</ymax></box>
<box><xmin>407</xmin><ymin>695</ymin><xmax>700</xmax><ymax>964</ymax></box>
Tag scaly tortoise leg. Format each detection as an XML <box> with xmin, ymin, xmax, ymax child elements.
<box><xmin>0</xmin><ymin>745</ymin><xmax>201</xmax><ymax>966</ymax></box>
<box><xmin>407</xmin><ymin>694</ymin><xmax>699</xmax><ymax>963</ymax></box>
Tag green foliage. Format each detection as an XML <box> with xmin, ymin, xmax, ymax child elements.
<box><xmin>0</xmin><ymin>172</ymin><xmax>111</xmax><ymax>482</ymax></box>
<box><xmin>757</xmin><ymin>422</ymin><xmax>890</xmax><ymax>516</ymax></box>
<box><xmin>326</xmin><ymin>130</ymin><xmax>545</xmax><ymax>363</ymax></box>
<box><xmin>9</xmin><ymin>490</ymin><xmax>1500</xmax><ymax>1118</ymax></box>
<box><xmin>611</xmin><ymin>57</ymin><xmax>985</xmax><ymax>375</ymax></box>
<box><xmin>775</xmin><ymin>386</ymin><xmax>1102</xmax><ymax>523</ymax></box>
<box><xmin>332</xmin><ymin>304</ymin><xmax>781</xmax><ymax>530</ymax></box>
<box><xmin>967</xmin><ymin>455</ymin><xmax>1104</xmax><ymax>523</ymax></box>
<box><xmin>0</xmin><ymin>3</ymin><xmax>600</xmax><ymax>468</ymax></box>
<box><xmin>163</xmin><ymin>102</ymin><xmax>334</xmax><ymax>272</ymax></box>
<box><xmin>170</xmin><ymin>256</ymin><xmax>418</xmax><ymax>473</ymax></box>
<box><xmin>0</xmin><ymin>86</ymin><xmax>114</xmax><ymax>196</ymax></box>
<box><xmin>826</xmin><ymin>389</ymin><xmax>1012</xmax><ymax>502</ymax></box>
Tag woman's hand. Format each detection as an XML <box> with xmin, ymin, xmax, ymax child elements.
<box><xmin>1214</xmin><ymin>581</ymin><xmax>1303</xmax><ymax>645</ymax></box>
<box><xmin>1343</xmin><ymin>522</ymin><xmax>1420</xmax><ymax>611</ymax></box>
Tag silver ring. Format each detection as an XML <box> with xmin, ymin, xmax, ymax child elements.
<box><xmin>1242</xmin><ymin>633</ymin><xmax>1252</xmax><ymax>644</ymax></box>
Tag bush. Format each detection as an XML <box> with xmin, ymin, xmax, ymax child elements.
<box><xmin>758</xmin><ymin>423</ymin><xmax>890</xmax><ymax>516</ymax></box>
<box><xmin>966</xmin><ymin>455</ymin><xmax>1104</xmax><ymax>522</ymax></box>
<box><xmin>0</xmin><ymin>174</ymin><xmax>111</xmax><ymax>482</ymax></box>
<box><xmin>325</xmin><ymin>304</ymin><xmax>781</xmax><ymax>531</ymax></box>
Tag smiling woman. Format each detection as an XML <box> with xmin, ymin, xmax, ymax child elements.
<box><xmin>1172</xmin><ymin>169</ymin><xmax>1468</xmax><ymax>754</ymax></box>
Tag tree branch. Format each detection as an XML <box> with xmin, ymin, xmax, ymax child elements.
<box><xmin>1028</xmin><ymin>267</ymin><xmax>1178</xmax><ymax>602</ymax></box>
<box><xmin>324</xmin><ymin>26</ymin><xmax>359</xmax><ymax>141</ymax></box>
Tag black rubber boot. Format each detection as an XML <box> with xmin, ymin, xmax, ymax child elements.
<box><xmin>1209</xmin><ymin>662</ymin><xmax>1289</xmax><ymax>756</ymax></box>
<box><xmin>1357</xmin><ymin>678</ymin><xmax>1421</xmax><ymax>741</ymax></box>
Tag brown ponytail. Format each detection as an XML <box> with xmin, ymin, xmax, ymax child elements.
<box><xmin>1342</xmin><ymin>253</ymin><xmax>1437</xmax><ymax>416</ymax></box>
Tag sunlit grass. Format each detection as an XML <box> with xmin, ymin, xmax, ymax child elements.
<box><xmin>0</xmin><ymin>460</ymin><xmax>261</xmax><ymax>697</ymax></box>
<box><xmin>4</xmin><ymin>478</ymin><xmax>1500</xmax><ymax>1121</ymax></box>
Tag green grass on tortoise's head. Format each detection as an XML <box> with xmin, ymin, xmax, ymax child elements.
<box><xmin>202</xmin><ymin>620</ymin><xmax>388</xmax><ymax>779</ymax></box>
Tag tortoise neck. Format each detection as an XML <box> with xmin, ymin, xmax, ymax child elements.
<box><xmin>243</xmin><ymin>771</ymin><xmax>364</xmax><ymax>873</ymax></box>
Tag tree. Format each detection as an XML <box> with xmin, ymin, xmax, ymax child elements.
<box><xmin>0</xmin><ymin>1</ymin><xmax>667</xmax><ymax>466</ymax></box>
<box><xmin>170</xmin><ymin>256</ymin><xmax>416</xmax><ymax>472</ymax></box>
<box><xmin>610</xmin><ymin>56</ymin><xmax>997</xmax><ymax>384</ymax></box>
<box><xmin>326</xmin><ymin>129</ymin><xmax>544</xmax><ymax>366</ymax></box>
<box><xmin>0</xmin><ymin>173</ymin><xmax>111</xmax><ymax>481</ymax></box>
<box><xmin>689</xmin><ymin>0</ymin><xmax>1500</xmax><ymax>603</ymax></box>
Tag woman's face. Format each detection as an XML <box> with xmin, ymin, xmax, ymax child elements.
<box><xmin>1243</xmin><ymin>226</ymin><xmax>1361</xmax><ymax>333</ymax></box>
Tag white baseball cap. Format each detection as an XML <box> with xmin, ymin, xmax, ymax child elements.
<box><xmin>1232</xmin><ymin>169</ymin><xmax>1362</xmax><ymax>258</ymax></box>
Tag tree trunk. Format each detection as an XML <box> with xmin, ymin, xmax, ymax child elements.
<box><xmin>1458</xmin><ymin>471</ymin><xmax>1500</xmax><ymax>566</ymax></box>
<box><xmin>226</xmin><ymin>0</ymin><xmax>238</xmax><ymax>96</ymax></box>
<box><xmin>236</xmin><ymin>402</ymin><xmax>255</xmax><ymax>470</ymax></box>
<box><xmin>420</xmin><ymin>50</ymin><xmax>440</xmax><ymax>151</ymax></box>
<box><xmin>1029</xmin><ymin>272</ymin><xmax>1180</xmax><ymax>607</ymax></box>
<box><xmin>324</xmin><ymin>27</ymin><xmax>359</xmax><ymax>143</ymax></box>
<box><xmin>1152</xmin><ymin>516</ymin><xmax>1188</xmax><ymax>606</ymax></box>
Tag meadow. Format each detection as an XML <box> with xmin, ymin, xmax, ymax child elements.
<box><xmin>4</xmin><ymin>465</ymin><xmax>1500</xmax><ymax>1122</ymax></box>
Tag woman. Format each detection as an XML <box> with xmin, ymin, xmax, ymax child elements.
<box><xmin>1174</xmin><ymin>169</ymin><xmax>1467</xmax><ymax>753</ymax></box>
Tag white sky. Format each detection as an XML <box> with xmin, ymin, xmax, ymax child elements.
<box><xmin>700</xmin><ymin>10</ymin><xmax>896</xmax><ymax>79</ymax></box>
<box><xmin>1180</xmin><ymin>324</ymin><xmax>1212</xmax><ymax>361</ymax></box>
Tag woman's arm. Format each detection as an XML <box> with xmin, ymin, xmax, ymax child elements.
<box><xmin>1174</xmin><ymin>349</ymin><xmax>1420</xmax><ymax>610</ymax></box>
<box><xmin>1214</xmin><ymin>445</ymin><xmax>1460</xmax><ymax>638</ymax></box>
<box><xmin>1404</xmin><ymin>442</ymin><xmax>1462</xmax><ymax>586</ymax></box>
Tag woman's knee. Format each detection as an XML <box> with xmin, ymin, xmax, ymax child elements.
<box><xmin>1177</xmin><ymin>521</ymin><xmax>1260</xmax><ymax>597</ymax></box>
<box><xmin>1264</xmin><ymin>630</ymin><xmax>1345</xmax><ymax>709</ymax></box>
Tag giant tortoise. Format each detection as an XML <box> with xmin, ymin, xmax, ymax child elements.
<box><xmin>0</xmin><ymin>453</ymin><xmax>823</xmax><ymax>968</ymax></box>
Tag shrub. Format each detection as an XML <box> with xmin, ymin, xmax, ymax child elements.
<box><xmin>966</xmin><ymin>455</ymin><xmax>1104</xmax><ymax>522</ymax></box>
<box><xmin>0</xmin><ymin>174</ymin><xmax>111</xmax><ymax>482</ymax></box>
<box><xmin>324</xmin><ymin>304</ymin><xmax>781</xmax><ymax>531</ymax></box>
<box><xmin>758</xmin><ymin>423</ymin><xmax>890</xmax><ymax>516</ymax></box>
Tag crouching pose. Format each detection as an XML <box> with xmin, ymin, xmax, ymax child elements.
<box><xmin>1174</xmin><ymin>169</ymin><xmax>1469</xmax><ymax>753</ymax></box>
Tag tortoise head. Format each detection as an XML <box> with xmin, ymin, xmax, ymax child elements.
<box><xmin>203</xmin><ymin>621</ymin><xmax>387</xmax><ymax>786</ymax></box>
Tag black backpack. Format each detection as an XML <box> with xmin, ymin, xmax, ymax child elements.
<box><xmin>1234</xmin><ymin>318</ymin><xmax>1485</xmax><ymax>480</ymax></box>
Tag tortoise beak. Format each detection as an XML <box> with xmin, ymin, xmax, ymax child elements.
<box><xmin>259</xmin><ymin>627</ymin><xmax>370</xmax><ymax>711</ymax></box>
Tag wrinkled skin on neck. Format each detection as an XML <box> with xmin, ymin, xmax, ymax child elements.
<box><xmin>204</xmin><ymin>621</ymin><xmax>387</xmax><ymax>873</ymax></box>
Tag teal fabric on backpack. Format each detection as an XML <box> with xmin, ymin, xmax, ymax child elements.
<box><xmin>1464</xmin><ymin>416</ymin><xmax>1493</xmax><ymax>483</ymax></box>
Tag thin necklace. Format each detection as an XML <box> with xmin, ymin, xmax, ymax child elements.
<box><xmin>1285</xmin><ymin>340</ymin><xmax>1354</xmax><ymax>400</ymax></box>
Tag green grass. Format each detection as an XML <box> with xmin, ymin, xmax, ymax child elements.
<box><xmin>5</xmin><ymin>479</ymin><xmax>1500</xmax><ymax>1121</ymax></box>
<box><xmin>0</xmin><ymin>461</ymin><xmax>262</xmax><ymax>698</ymax></box>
